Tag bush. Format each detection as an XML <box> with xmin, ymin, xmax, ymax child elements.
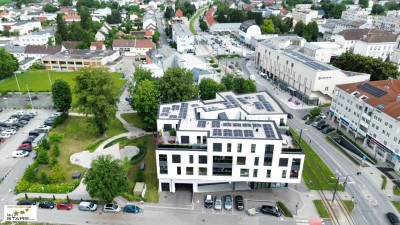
<box><xmin>216</xmin><ymin>69</ymin><xmax>221</xmax><ymax>73</ymax></box>
<box><xmin>277</xmin><ymin>201</ymin><xmax>293</xmax><ymax>217</ymax></box>
<box><xmin>23</xmin><ymin>165</ymin><xmax>37</xmax><ymax>183</ymax></box>
<box><xmin>212</xmin><ymin>64</ymin><xmax>219</xmax><ymax>68</ymax></box>
<box><xmin>121</xmin><ymin>192</ymin><xmax>144</xmax><ymax>202</ymax></box>
<box><xmin>52</xmin><ymin>113</ymin><xmax>68</xmax><ymax>128</ymax></box>
<box><xmin>52</xmin><ymin>144</ymin><xmax>60</xmax><ymax>157</ymax></box>
<box><xmin>50</xmin><ymin>157</ymin><xmax>59</xmax><ymax>168</ymax></box>
<box><xmin>381</xmin><ymin>175</ymin><xmax>387</xmax><ymax>190</ymax></box>
<box><xmin>49</xmin><ymin>132</ymin><xmax>63</xmax><ymax>143</ymax></box>
<box><xmin>39</xmin><ymin>172</ymin><xmax>50</xmax><ymax>185</ymax></box>
<box><xmin>131</xmin><ymin>144</ymin><xmax>147</xmax><ymax>165</ymax></box>
<box><xmin>36</xmin><ymin>149</ymin><xmax>49</xmax><ymax>164</ymax></box>
<box><xmin>30</xmin><ymin>62</ymin><xmax>45</xmax><ymax>70</ymax></box>
<box><xmin>169</xmin><ymin>128</ymin><xmax>176</xmax><ymax>136</ymax></box>
<box><xmin>15</xmin><ymin>178</ymin><xmax>79</xmax><ymax>194</ymax></box>
<box><xmin>135</xmin><ymin>169</ymin><xmax>144</xmax><ymax>182</ymax></box>
<box><xmin>209</xmin><ymin>59</ymin><xmax>214</xmax><ymax>63</ymax></box>
<box><xmin>40</xmin><ymin>139</ymin><xmax>50</xmax><ymax>150</ymax></box>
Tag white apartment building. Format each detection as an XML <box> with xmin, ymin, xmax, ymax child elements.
<box><xmin>335</xmin><ymin>28</ymin><xmax>397</xmax><ymax>59</ymax></box>
<box><xmin>291</xmin><ymin>9</ymin><xmax>319</xmax><ymax>25</ymax></box>
<box><xmin>156</xmin><ymin>91</ymin><xmax>305</xmax><ymax>192</ymax></box>
<box><xmin>0</xmin><ymin>21</ymin><xmax>41</xmax><ymax>35</ymax></box>
<box><xmin>332</xmin><ymin>20</ymin><xmax>372</xmax><ymax>34</ymax></box>
<box><xmin>302</xmin><ymin>42</ymin><xmax>344</xmax><ymax>63</ymax></box>
<box><xmin>390</xmin><ymin>48</ymin><xmax>400</xmax><ymax>71</ymax></box>
<box><xmin>341</xmin><ymin>9</ymin><xmax>370</xmax><ymax>21</ymax></box>
<box><xmin>18</xmin><ymin>32</ymin><xmax>54</xmax><ymax>46</ymax></box>
<box><xmin>255</xmin><ymin>36</ymin><xmax>370</xmax><ymax>105</ymax></box>
<box><xmin>329</xmin><ymin>79</ymin><xmax>400</xmax><ymax>171</ymax></box>
<box><xmin>171</xmin><ymin>23</ymin><xmax>194</xmax><ymax>53</ymax></box>
<box><xmin>112</xmin><ymin>39</ymin><xmax>156</xmax><ymax>57</ymax></box>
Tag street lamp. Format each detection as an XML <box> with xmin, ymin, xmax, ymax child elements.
<box><xmin>297</xmin><ymin>128</ymin><xmax>307</xmax><ymax>145</ymax></box>
<box><xmin>331</xmin><ymin>175</ymin><xmax>349</xmax><ymax>202</ymax></box>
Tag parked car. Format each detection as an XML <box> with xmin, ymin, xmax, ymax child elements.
<box><xmin>39</xmin><ymin>201</ymin><xmax>55</xmax><ymax>209</ymax></box>
<box><xmin>260</xmin><ymin>205</ymin><xmax>281</xmax><ymax>217</ymax></box>
<box><xmin>228</xmin><ymin>65</ymin><xmax>234</xmax><ymax>69</ymax></box>
<box><xmin>44</xmin><ymin>120</ymin><xmax>53</xmax><ymax>126</ymax></box>
<box><xmin>17</xmin><ymin>200</ymin><xmax>36</xmax><ymax>205</ymax></box>
<box><xmin>57</xmin><ymin>202</ymin><xmax>73</xmax><ymax>210</ymax></box>
<box><xmin>287</xmin><ymin>113</ymin><xmax>293</xmax><ymax>119</ymax></box>
<box><xmin>0</xmin><ymin>133</ymin><xmax>11</xmax><ymax>139</ymax></box>
<box><xmin>2</xmin><ymin>129</ymin><xmax>16</xmax><ymax>135</ymax></box>
<box><xmin>103</xmin><ymin>203</ymin><xmax>121</xmax><ymax>213</ymax></box>
<box><xmin>204</xmin><ymin>195</ymin><xmax>213</xmax><ymax>208</ymax></box>
<box><xmin>235</xmin><ymin>195</ymin><xmax>244</xmax><ymax>211</ymax></box>
<box><xmin>12</xmin><ymin>150</ymin><xmax>29</xmax><ymax>158</ymax></box>
<box><xmin>79</xmin><ymin>202</ymin><xmax>97</xmax><ymax>211</ymax></box>
<box><xmin>318</xmin><ymin>124</ymin><xmax>330</xmax><ymax>130</ymax></box>
<box><xmin>29</xmin><ymin>131</ymin><xmax>40</xmax><ymax>137</ymax></box>
<box><xmin>12</xmin><ymin>122</ymin><xmax>24</xmax><ymax>128</ymax></box>
<box><xmin>387</xmin><ymin>212</ymin><xmax>400</xmax><ymax>225</ymax></box>
<box><xmin>223</xmin><ymin>195</ymin><xmax>233</xmax><ymax>210</ymax></box>
<box><xmin>302</xmin><ymin>114</ymin><xmax>311</xmax><ymax>120</ymax></box>
<box><xmin>319</xmin><ymin>113</ymin><xmax>327</xmax><ymax>119</ymax></box>
<box><xmin>123</xmin><ymin>204</ymin><xmax>140</xmax><ymax>214</ymax></box>
<box><xmin>214</xmin><ymin>196</ymin><xmax>222</xmax><ymax>210</ymax></box>
<box><xmin>125</xmin><ymin>97</ymin><xmax>132</xmax><ymax>102</ymax></box>
<box><xmin>18</xmin><ymin>146</ymin><xmax>32</xmax><ymax>152</ymax></box>
<box><xmin>22</xmin><ymin>140</ymin><xmax>32</xmax><ymax>145</ymax></box>
<box><xmin>313</xmin><ymin>120</ymin><xmax>326</xmax><ymax>127</ymax></box>
<box><xmin>18</xmin><ymin>120</ymin><xmax>28</xmax><ymax>125</ymax></box>
<box><xmin>37</xmin><ymin>125</ymin><xmax>51</xmax><ymax>131</ymax></box>
<box><xmin>322</xmin><ymin>126</ymin><xmax>336</xmax><ymax>134</ymax></box>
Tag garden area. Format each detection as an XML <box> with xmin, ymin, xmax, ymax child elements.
<box><xmin>0</xmin><ymin>70</ymin><xmax>125</xmax><ymax>93</ymax></box>
<box><xmin>121</xmin><ymin>113</ymin><xmax>150</xmax><ymax>131</ymax></box>
<box><xmin>15</xmin><ymin>115</ymin><xmax>127</xmax><ymax>194</ymax></box>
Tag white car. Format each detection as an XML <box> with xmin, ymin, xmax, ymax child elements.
<box><xmin>3</xmin><ymin>129</ymin><xmax>16</xmax><ymax>135</ymax></box>
<box><xmin>37</xmin><ymin>125</ymin><xmax>51</xmax><ymax>131</ymax></box>
<box><xmin>12</xmin><ymin>150</ymin><xmax>29</xmax><ymax>158</ymax></box>
<box><xmin>319</xmin><ymin>113</ymin><xmax>327</xmax><ymax>119</ymax></box>
<box><xmin>0</xmin><ymin>133</ymin><xmax>10</xmax><ymax>139</ymax></box>
<box><xmin>103</xmin><ymin>203</ymin><xmax>121</xmax><ymax>213</ymax></box>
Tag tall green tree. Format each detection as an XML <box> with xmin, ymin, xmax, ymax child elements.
<box><xmin>43</xmin><ymin>4</ymin><xmax>58</xmax><ymax>13</ymax></box>
<box><xmin>371</xmin><ymin>4</ymin><xmax>385</xmax><ymax>15</ymax></box>
<box><xmin>55</xmin><ymin>13</ymin><xmax>67</xmax><ymax>44</ymax></box>
<box><xmin>294</xmin><ymin>21</ymin><xmax>306</xmax><ymax>37</ymax></box>
<box><xmin>159</xmin><ymin>68</ymin><xmax>197</xmax><ymax>102</ymax></box>
<box><xmin>199</xmin><ymin>19</ymin><xmax>209</xmax><ymax>31</ymax></box>
<box><xmin>74</xmin><ymin>67</ymin><xmax>118</xmax><ymax>135</ymax></box>
<box><xmin>198</xmin><ymin>78</ymin><xmax>226</xmax><ymax>100</ymax></box>
<box><xmin>359</xmin><ymin>0</ymin><xmax>369</xmax><ymax>8</ymax></box>
<box><xmin>84</xmin><ymin>155</ymin><xmax>129</xmax><ymax>203</ymax></box>
<box><xmin>106</xmin><ymin>9</ymin><xmax>122</xmax><ymax>24</ymax></box>
<box><xmin>309</xmin><ymin>107</ymin><xmax>321</xmax><ymax>118</ymax></box>
<box><xmin>0</xmin><ymin>48</ymin><xmax>18</xmax><ymax>80</ymax></box>
<box><xmin>332</xmin><ymin>51</ymin><xmax>400</xmax><ymax>81</ymax></box>
<box><xmin>221</xmin><ymin>73</ymin><xmax>235</xmax><ymax>91</ymax></box>
<box><xmin>233</xmin><ymin>78</ymin><xmax>257</xmax><ymax>94</ymax></box>
<box><xmin>60</xmin><ymin>0</ymin><xmax>72</xmax><ymax>6</ymax></box>
<box><xmin>51</xmin><ymin>79</ymin><xmax>72</xmax><ymax>113</ymax></box>
<box><xmin>152</xmin><ymin>30</ymin><xmax>160</xmax><ymax>44</ymax></box>
<box><xmin>306</xmin><ymin>22</ymin><xmax>319</xmax><ymax>41</ymax></box>
<box><xmin>261</xmin><ymin>19</ymin><xmax>275</xmax><ymax>34</ymax></box>
<box><xmin>132</xmin><ymin>80</ymin><xmax>160</xmax><ymax>130</ymax></box>
<box><xmin>79</xmin><ymin>6</ymin><xmax>93</xmax><ymax>30</ymax></box>
<box><xmin>132</xmin><ymin>67</ymin><xmax>155</xmax><ymax>88</ymax></box>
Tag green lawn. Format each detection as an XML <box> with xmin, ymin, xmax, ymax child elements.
<box><xmin>313</xmin><ymin>200</ymin><xmax>329</xmax><ymax>218</ymax></box>
<box><xmin>0</xmin><ymin>0</ymin><xmax>11</xmax><ymax>5</ymax></box>
<box><xmin>290</xmin><ymin>128</ymin><xmax>342</xmax><ymax>191</ymax></box>
<box><xmin>189</xmin><ymin>7</ymin><xmax>206</xmax><ymax>35</ymax></box>
<box><xmin>0</xmin><ymin>70</ymin><xmax>125</xmax><ymax>93</ymax></box>
<box><xmin>393</xmin><ymin>186</ymin><xmax>400</xmax><ymax>195</ymax></box>
<box><xmin>343</xmin><ymin>200</ymin><xmax>355</xmax><ymax>213</ymax></box>
<box><xmin>392</xmin><ymin>201</ymin><xmax>400</xmax><ymax>212</ymax></box>
<box><xmin>121</xmin><ymin>113</ymin><xmax>148</xmax><ymax>130</ymax></box>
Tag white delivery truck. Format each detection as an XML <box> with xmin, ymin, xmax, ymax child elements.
<box><xmin>250</xmin><ymin>75</ymin><xmax>255</xmax><ymax>82</ymax></box>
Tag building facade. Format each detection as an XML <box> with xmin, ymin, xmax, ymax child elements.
<box><xmin>329</xmin><ymin>79</ymin><xmax>400</xmax><ymax>171</ymax></box>
<box><xmin>112</xmin><ymin>39</ymin><xmax>156</xmax><ymax>57</ymax></box>
<box><xmin>171</xmin><ymin>23</ymin><xmax>194</xmax><ymax>53</ymax></box>
<box><xmin>156</xmin><ymin>91</ymin><xmax>305</xmax><ymax>192</ymax></box>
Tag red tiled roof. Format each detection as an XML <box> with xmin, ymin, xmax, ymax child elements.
<box><xmin>63</xmin><ymin>15</ymin><xmax>81</xmax><ymax>21</ymax></box>
<box><xmin>205</xmin><ymin>7</ymin><xmax>216</xmax><ymax>26</ymax></box>
<box><xmin>116</xmin><ymin>31</ymin><xmax>126</xmax><ymax>36</ymax></box>
<box><xmin>112</xmin><ymin>39</ymin><xmax>155</xmax><ymax>48</ymax></box>
<box><xmin>176</xmin><ymin>9</ymin><xmax>183</xmax><ymax>17</ymax></box>
<box><xmin>90</xmin><ymin>41</ymin><xmax>105</xmax><ymax>50</ymax></box>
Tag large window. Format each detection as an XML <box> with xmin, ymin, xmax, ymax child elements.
<box><xmin>186</xmin><ymin>167</ymin><xmax>193</xmax><ymax>175</ymax></box>
<box><xmin>264</xmin><ymin>157</ymin><xmax>273</xmax><ymax>166</ymax></box>
<box><xmin>266</xmin><ymin>169</ymin><xmax>271</xmax><ymax>178</ymax></box>
<box><xmin>237</xmin><ymin>157</ymin><xmax>246</xmax><ymax>165</ymax></box>
<box><xmin>159</xmin><ymin>154</ymin><xmax>167</xmax><ymax>162</ymax></box>
<box><xmin>265</xmin><ymin>144</ymin><xmax>274</xmax><ymax>154</ymax></box>
<box><xmin>237</xmin><ymin>143</ymin><xmax>242</xmax><ymax>153</ymax></box>
<box><xmin>160</xmin><ymin>165</ymin><xmax>168</xmax><ymax>174</ymax></box>
<box><xmin>240</xmin><ymin>169</ymin><xmax>249</xmax><ymax>177</ymax></box>
<box><xmin>213</xmin><ymin>143</ymin><xmax>222</xmax><ymax>152</ymax></box>
<box><xmin>279</xmin><ymin>158</ymin><xmax>289</xmax><ymax>167</ymax></box>
<box><xmin>189</xmin><ymin>155</ymin><xmax>193</xmax><ymax>164</ymax></box>
<box><xmin>254</xmin><ymin>157</ymin><xmax>259</xmax><ymax>166</ymax></box>
<box><xmin>199</xmin><ymin>155</ymin><xmax>207</xmax><ymax>164</ymax></box>
<box><xmin>227</xmin><ymin>143</ymin><xmax>231</xmax><ymax>152</ymax></box>
<box><xmin>253</xmin><ymin>169</ymin><xmax>258</xmax><ymax>177</ymax></box>
<box><xmin>199</xmin><ymin>167</ymin><xmax>207</xmax><ymax>176</ymax></box>
<box><xmin>172</xmin><ymin>155</ymin><xmax>181</xmax><ymax>163</ymax></box>
<box><xmin>251</xmin><ymin>144</ymin><xmax>256</xmax><ymax>153</ymax></box>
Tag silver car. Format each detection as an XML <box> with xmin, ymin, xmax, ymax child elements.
<box><xmin>214</xmin><ymin>196</ymin><xmax>222</xmax><ymax>210</ymax></box>
<box><xmin>224</xmin><ymin>195</ymin><xmax>233</xmax><ymax>210</ymax></box>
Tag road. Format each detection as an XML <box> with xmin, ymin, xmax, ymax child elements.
<box><xmin>246</xmin><ymin>63</ymin><xmax>397</xmax><ymax>225</ymax></box>
<box><xmin>155</xmin><ymin>10</ymin><xmax>167</xmax><ymax>47</ymax></box>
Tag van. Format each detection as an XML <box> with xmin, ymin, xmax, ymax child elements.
<box><xmin>79</xmin><ymin>202</ymin><xmax>97</xmax><ymax>211</ymax></box>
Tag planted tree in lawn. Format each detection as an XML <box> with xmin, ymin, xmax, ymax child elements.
<box><xmin>84</xmin><ymin>155</ymin><xmax>129</xmax><ymax>203</ymax></box>
<box><xmin>51</xmin><ymin>79</ymin><xmax>72</xmax><ymax>113</ymax></box>
<box><xmin>309</xmin><ymin>107</ymin><xmax>321</xmax><ymax>118</ymax></box>
<box><xmin>0</xmin><ymin>47</ymin><xmax>18</xmax><ymax>80</ymax></box>
<box><xmin>74</xmin><ymin>67</ymin><xmax>118</xmax><ymax>135</ymax></box>
<box><xmin>159</xmin><ymin>68</ymin><xmax>197</xmax><ymax>102</ymax></box>
<box><xmin>132</xmin><ymin>79</ymin><xmax>160</xmax><ymax>130</ymax></box>
<box><xmin>221</xmin><ymin>73</ymin><xmax>235</xmax><ymax>91</ymax></box>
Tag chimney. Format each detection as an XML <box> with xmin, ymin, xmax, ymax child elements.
<box><xmin>397</xmin><ymin>95</ymin><xmax>400</xmax><ymax>103</ymax></box>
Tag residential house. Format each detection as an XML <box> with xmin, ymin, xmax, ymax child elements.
<box><xmin>90</xmin><ymin>41</ymin><xmax>106</xmax><ymax>50</ymax></box>
<box><xmin>291</xmin><ymin>9</ymin><xmax>319</xmax><ymax>25</ymax></box>
<box><xmin>143</xmin><ymin>13</ymin><xmax>157</xmax><ymax>30</ymax></box>
<box><xmin>95</xmin><ymin>22</ymin><xmax>112</xmax><ymax>41</ymax></box>
<box><xmin>18</xmin><ymin>31</ymin><xmax>55</xmax><ymax>46</ymax></box>
<box><xmin>63</xmin><ymin>15</ymin><xmax>81</xmax><ymax>22</ymax></box>
<box><xmin>112</xmin><ymin>39</ymin><xmax>156</xmax><ymax>57</ymax></box>
<box><xmin>130</xmin><ymin>30</ymin><xmax>154</xmax><ymax>39</ymax></box>
<box><xmin>171</xmin><ymin>23</ymin><xmax>194</xmax><ymax>53</ymax></box>
<box><xmin>1</xmin><ymin>21</ymin><xmax>42</xmax><ymax>35</ymax></box>
<box><xmin>61</xmin><ymin>41</ymin><xmax>81</xmax><ymax>49</ymax></box>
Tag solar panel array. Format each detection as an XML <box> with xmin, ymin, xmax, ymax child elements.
<box><xmin>160</xmin><ymin>107</ymin><xmax>171</xmax><ymax>117</ymax></box>
<box><xmin>212</xmin><ymin>121</ymin><xmax>220</xmax><ymax>128</ymax></box>
<box><xmin>254</xmin><ymin>102</ymin><xmax>264</xmax><ymax>110</ymax></box>
<box><xmin>226</xmin><ymin>95</ymin><xmax>240</xmax><ymax>107</ymax></box>
<box><xmin>286</xmin><ymin>49</ymin><xmax>332</xmax><ymax>71</ymax></box>
<box><xmin>223</xmin><ymin>129</ymin><xmax>233</xmax><ymax>136</ymax></box>
<box><xmin>223</xmin><ymin>123</ymin><xmax>232</xmax><ymax>127</ymax></box>
<box><xmin>243</xmin><ymin>130</ymin><xmax>254</xmax><ymax>137</ymax></box>
<box><xmin>169</xmin><ymin>115</ymin><xmax>178</xmax><ymax>119</ymax></box>
<box><xmin>237</xmin><ymin>97</ymin><xmax>250</xmax><ymax>104</ymax></box>
<box><xmin>357</xmin><ymin>83</ymin><xmax>387</xmax><ymax>98</ymax></box>
<box><xmin>257</xmin><ymin>95</ymin><xmax>274</xmax><ymax>112</ymax></box>
<box><xmin>212</xmin><ymin>129</ymin><xmax>222</xmax><ymax>136</ymax></box>
<box><xmin>172</xmin><ymin>105</ymin><xmax>180</xmax><ymax>110</ymax></box>
<box><xmin>233</xmin><ymin>129</ymin><xmax>243</xmax><ymax>137</ymax></box>
<box><xmin>243</xmin><ymin>123</ymin><xmax>251</xmax><ymax>127</ymax></box>
<box><xmin>233</xmin><ymin>123</ymin><xmax>241</xmax><ymax>127</ymax></box>
<box><xmin>197</xmin><ymin>120</ymin><xmax>206</xmax><ymax>127</ymax></box>
<box><xmin>263</xmin><ymin>124</ymin><xmax>276</xmax><ymax>139</ymax></box>
<box><xmin>178</xmin><ymin>103</ymin><xmax>189</xmax><ymax>119</ymax></box>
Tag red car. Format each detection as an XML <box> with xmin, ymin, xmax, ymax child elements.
<box><xmin>57</xmin><ymin>202</ymin><xmax>73</xmax><ymax>210</ymax></box>
<box><xmin>18</xmin><ymin>143</ymin><xmax>31</xmax><ymax>149</ymax></box>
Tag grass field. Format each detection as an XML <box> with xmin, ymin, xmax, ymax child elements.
<box><xmin>392</xmin><ymin>201</ymin><xmax>400</xmax><ymax>212</ymax></box>
<box><xmin>393</xmin><ymin>185</ymin><xmax>400</xmax><ymax>195</ymax></box>
<box><xmin>0</xmin><ymin>0</ymin><xmax>11</xmax><ymax>5</ymax></box>
<box><xmin>0</xmin><ymin>70</ymin><xmax>125</xmax><ymax>93</ymax></box>
<box><xmin>343</xmin><ymin>200</ymin><xmax>355</xmax><ymax>213</ymax></box>
<box><xmin>313</xmin><ymin>200</ymin><xmax>329</xmax><ymax>218</ymax></box>
<box><xmin>121</xmin><ymin>113</ymin><xmax>149</xmax><ymax>131</ymax></box>
<box><xmin>189</xmin><ymin>7</ymin><xmax>206</xmax><ymax>35</ymax></box>
<box><xmin>290</xmin><ymin>128</ymin><xmax>342</xmax><ymax>191</ymax></box>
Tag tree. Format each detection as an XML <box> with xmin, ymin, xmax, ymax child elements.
<box><xmin>221</xmin><ymin>73</ymin><xmax>235</xmax><ymax>91</ymax></box>
<box><xmin>60</xmin><ymin>0</ymin><xmax>72</xmax><ymax>6</ymax></box>
<box><xmin>74</xmin><ymin>67</ymin><xmax>118</xmax><ymax>135</ymax></box>
<box><xmin>83</xmin><ymin>155</ymin><xmax>129</xmax><ymax>203</ymax></box>
<box><xmin>52</xmin><ymin>79</ymin><xmax>72</xmax><ymax>113</ymax></box>
<box><xmin>43</xmin><ymin>4</ymin><xmax>58</xmax><ymax>13</ymax></box>
<box><xmin>134</xmin><ymin>169</ymin><xmax>144</xmax><ymax>182</ymax></box>
<box><xmin>52</xmin><ymin>144</ymin><xmax>60</xmax><ymax>157</ymax></box>
<box><xmin>332</xmin><ymin>51</ymin><xmax>400</xmax><ymax>81</ymax></box>
<box><xmin>198</xmin><ymin>78</ymin><xmax>226</xmax><ymax>100</ymax></box>
<box><xmin>199</xmin><ymin>19</ymin><xmax>209</xmax><ymax>31</ymax></box>
<box><xmin>359</xmin><ymin>0</ymin><xmax>369</xmax><ymax>8</ymax></box>
<box><xmin>261</xmin><ymin>19</ymin><xmax>275</xmax><ymax>34</ymax></box>
<box><xmin>55</xmin><ymin>14</ymin><xmax>67</xmax><ymax>44</ymax></box>
<box><xmin>371</xmin><ymin>4</ymin><xmax>385</xmax><ymax>15</ymax></box>
<box><xmin>0</xmin><ymin>47</ymin><xmax>18</xmax><ymax>80</ymax></box>
<box><xmin>24</xmin><ymin>165</ymin><xmax>37</xmax><ymax>183</ymax></box>
<box><xmin>306</xmin><ymin>22</ymin><xmax>319</xmax><ymax>41</ymax></box>
<box><xmin>385</xmin><ymin>0</ymin><xmax>399</xmax><ymax>10</ymax></box>
<box><xmin>37</xmin><ymin>149</ymin><xmax>49</xmax><ymax>164</ymax></box>
<box><xmin>79</xmin><ymin>6</ymin><xmax>92</xmax><ymax>30</ymax></box>
<box><xmin>50</xmin><ymin>164</ymin><xmax>66</xmax><ymax>183</ymax></box>
<box><xmin>152</xmin><ymin>30</ymin><xmax>160</xmax><ymax>44</ymax></box>
<box><xmin>106</xmin><ymin>9</ymin><xmax>122</xmax><ymax>24</ymax></box>
<box><xmin>159</xmin><ymin>68</ymin><xmax>197</xmax><ymax>102</ymax></box>
<box><xmin>132</xmin><ymin>67</ymin><xmax>154</xmax><ymax>87</ymax></box>
<box><xmin>132</xmin><ymin>80</ymin><xmax>160</xmax><ymax>130</ymax></box>
<box><xmin>233</xmin><ymin>78</ymin><xmax>256</xmax><ymax>94</ymax></box>
<box><xmin>294</xmin><ymin>21</ymin><xmax>306</xmax><ymax>37</ymax></box>
<box><xmin>309</xmin><ymin>107</ymin><xmax>321</xmax><ymax>118</ymax></box>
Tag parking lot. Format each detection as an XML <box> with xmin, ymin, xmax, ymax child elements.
<box><xmin>0</xmin><ymin>93</ymin><xmax>53</xmax><ymax>109</ymax></box>
<box><xmin>0</xmin><ymin>109</ymin><xmax>55</xmax><ymax>179</ymax></box>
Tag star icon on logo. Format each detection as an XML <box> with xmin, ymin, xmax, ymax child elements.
<box><xmin>19</xmin><ymin>210</ymin><xmax>25</xmax><ymax>215</ymax></box>
<box><xmin>25</xmin><ymin>208</ymin><xmax>30</xmax><ymax>212</ymax></box>
<box><xmin>13</xmin><ymin>210</ymin><xmax>19</xmax><ymax>216</ymax></box>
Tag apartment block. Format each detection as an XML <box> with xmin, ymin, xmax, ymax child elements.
<box><xmin>329</xmin><ymin>79</ymin><xmax>400</xmax><ymax>171</ymax></box>
<box><xmin>292</xmin><ymin>9</ymin><xmax>319</xmax><ymax>24</ymax></box>
<box><xmin>171</xmin><ymin>23</ymin><xmax>194</xmax><ymax>53</ymax></box>
<box><xmin>156</xmin><ymin>91</ymin><xmax>305</xmax><ymax>192</ymax></box>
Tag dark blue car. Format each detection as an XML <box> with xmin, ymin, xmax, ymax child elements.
<box><xmin>123</xmin><ymin>204</ymin><xmax>140</xmax><ymax>214</ymax></box>
<box><xmin>125</xmin><ymin>97</ymin><xmax>132</xmax><ymax>102</ymax></box>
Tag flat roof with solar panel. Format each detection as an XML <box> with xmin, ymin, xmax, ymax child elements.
<box><xmin>356</xmin><ymin>83</ymin><xmax>387</xmax><ymax>98</ymax></box>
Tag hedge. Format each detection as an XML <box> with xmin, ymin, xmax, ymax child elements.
<box><xmin>277</xmin><ymin>201</ymin><xmax>293</xmax><ymax>217</ymax></box>
<box><xmin>15</xmin><ymin>178</ymin><xmax>79</xmax><ymax>194</ymax></box>
<box><xmin>52</xmin><ymin>113</ymin><xmax>68</xmax><ymax>128</ymax></box>
<box><xmin>130</xmin><ymin>144</ymin><xmax>146</xmax><ymax>165</ymax></box>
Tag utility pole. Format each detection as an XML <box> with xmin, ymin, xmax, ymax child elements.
<box><xmin>26</xmin><ymin>85</ymin><xmax>34</xmax><ymax>110</ymax></box>
<box><xmin>332</xmin><ymin>176</ymin><xmax>340</xmax><ymax>202</ymax></box>
<box><xmin>14</xmin><ymin>72</ymin><xmax>21</xmax><ymax>92</ymax></box>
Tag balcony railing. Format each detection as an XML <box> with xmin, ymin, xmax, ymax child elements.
<box><xmin>281</xmin><ymin>148</ymin><xmax>304</xmax><ymax>154</ymax></box>
<box><xmin>157</xmin><ymin>144</ymin><xmax>207</xmax><ymax>151</ymax></box>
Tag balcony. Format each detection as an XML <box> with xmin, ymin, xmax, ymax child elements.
<box><xmin>157</xmin><ymin>143</ymin><xmax>207</xmax><ymax>151</ymax></box>
<box><xmin>281</xmin><ymin>148</ymin><xmax>303</xmax><ymax>154</ymax></box>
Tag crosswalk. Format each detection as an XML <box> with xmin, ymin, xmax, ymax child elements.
<box><xmin>296</xmin><ymin>218</ymin><xmax>325</xmax><ymax>225</ymax></box>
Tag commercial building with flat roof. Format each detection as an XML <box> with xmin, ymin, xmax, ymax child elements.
<box><xmin>171</xmin><ymin>23</ymin><xmax>194</xmax><ymax>53</ymax></box>
<box><xmin>156</xmin><ymin>91</ymin><xmax>304</xmax><ymax>192</ymax></box>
